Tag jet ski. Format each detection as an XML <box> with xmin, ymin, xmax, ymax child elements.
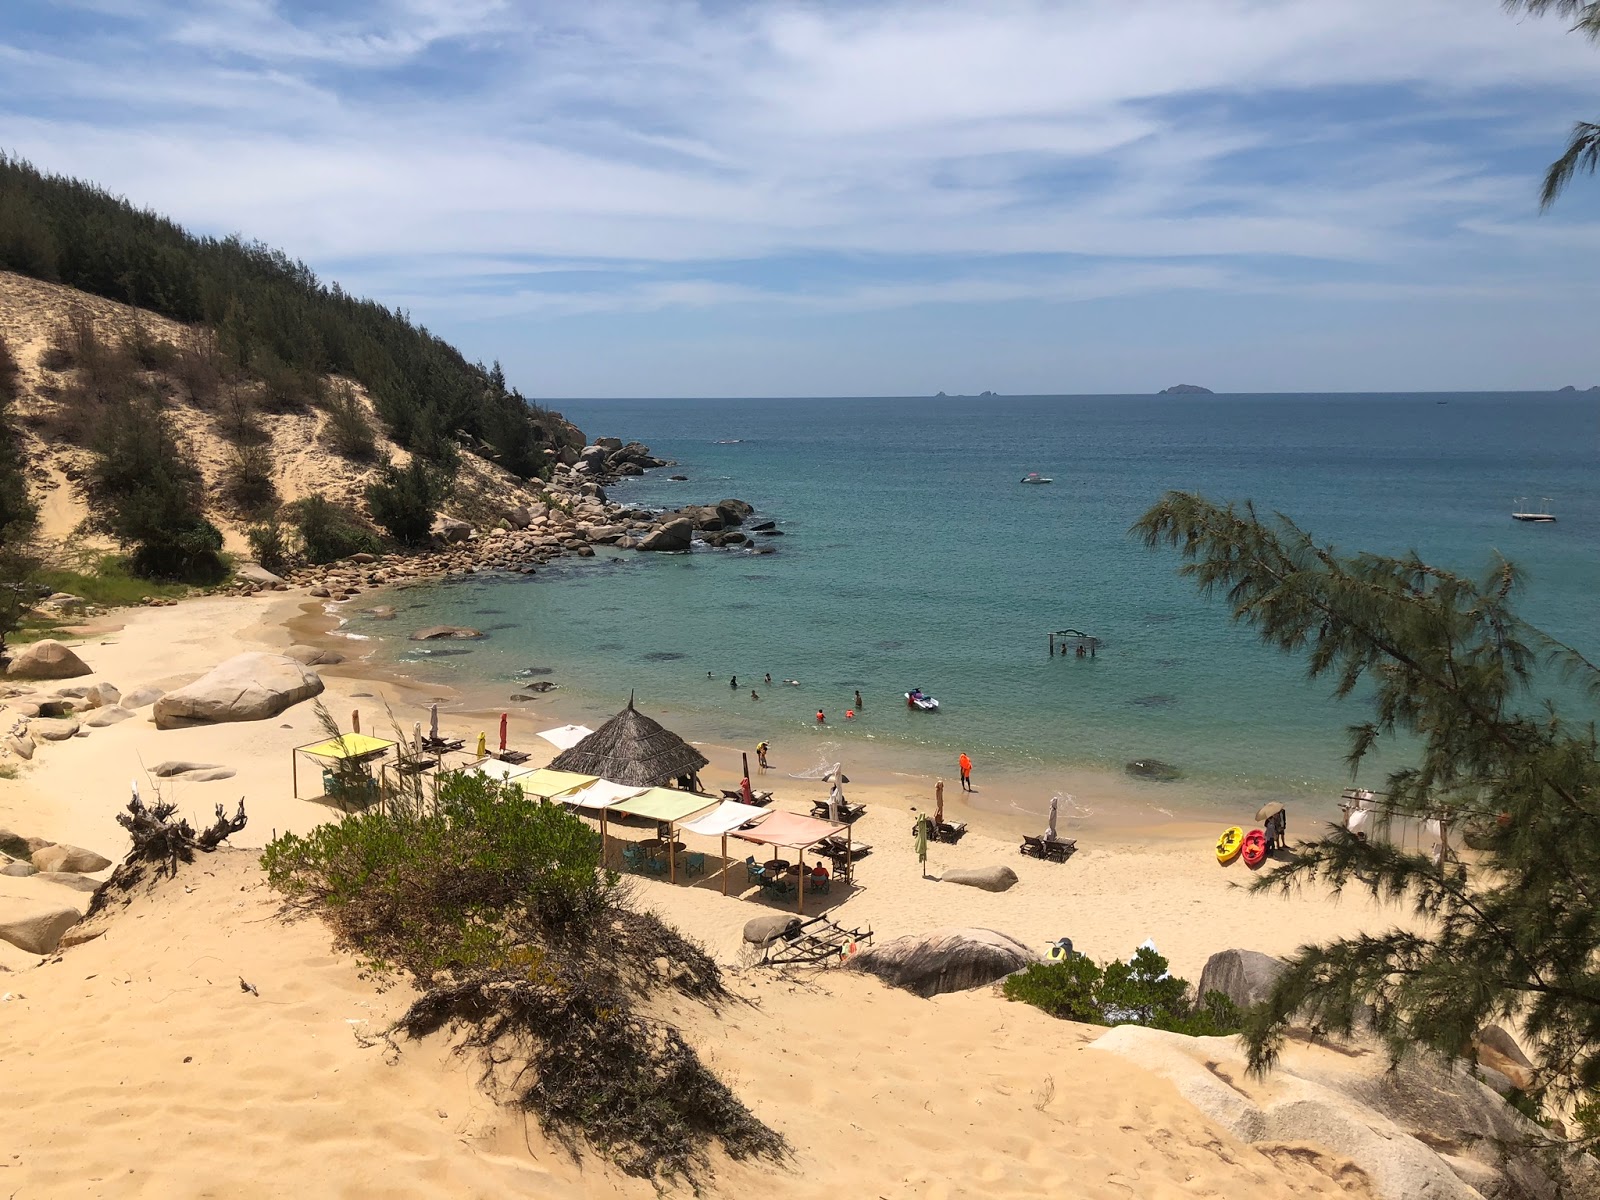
<box><xmin>905</xmin><ymin>688</ymin><xmax>940</xmax><ymax>712</ymax></box>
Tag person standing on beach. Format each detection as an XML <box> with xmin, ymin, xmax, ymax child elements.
<box><xmin>958</xmin><ymin>751</ymin><xmax>973</xmax><ymax>791</ymax></box>
<box><xmin>756</xmin><ymin>740</ymin><xmax>770</xmax><ymax>769</ymax></box>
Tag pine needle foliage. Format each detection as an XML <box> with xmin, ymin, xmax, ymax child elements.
<box><xmin>0</xmin><ymin>331</ymin><xmax>39</xmax><ymax>665</ymax></box>
<box><xmin>1135</xmin><ymin>491</ymin><xmax>1600</xmax><ymax>1114</ymax></box>
<box><xmin>1505</xmin><ymin>2</ymin><xmax>1600</xmax><ymax>206</ymax></box>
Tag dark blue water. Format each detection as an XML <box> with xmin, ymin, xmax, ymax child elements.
<box><xmin>363</xmin><ymin>393</ymin><xmax>1597</xmax><ymax>805</ymax></box>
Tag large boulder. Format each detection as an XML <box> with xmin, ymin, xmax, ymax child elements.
<box><xmin>409</xmin><ymin>626</ymin><xmax>483</xmax><ymax>641</ymax></box>
<box><xmin>120</xmin><ymin>685</ymin><xmax>165</xmax><ymax>710</ymax></box>
<box><xmin>86</xmin><ymin>682</ymin><xmax>121</xmax><ymax>708</ymax></box>
<box><xmin>1</xmin><ymin>860</ymin><xmax>37</xmax><ymax>877</ymax></box>
<box><xmin>4</xmin><ymin>733</ymin><xmax>34</xmax><ymax>760</ymax></box>
<box><xmin>153</xmin><ymin>652</ymin><xmax>324</xmax><ymax>729</ymax></box>
<box><xmin>638</xmin><ymin>518</ymin><xmax>695</xmax><ymax>553</ymax></box>
<box><xmin>236</xmin><ymin>563</ymin><xmax>284</xmax><ymax>587</ymax></box>
<box><xmin>0</xmin><ymin>898</ymin><xmax>80</xmax><ymax>954</ymax></box>
<box><xmin>29</xmin><ymin>716</ymin><xmax>80</xmax><ymax>741</ymax></box>
<box><xmin>1475</xmin><ymin>1025</ymin><xmax>1536</xmax><ymax>1093</ymax></box>
<box><xmin>85</xmin><ymin>705</ymin><xmax>134</xmax><ymax>728</ymax></box>
<box><xmin>716</xmin><ymin>499</ymin><xmax>754</xmax><ymax>526</ymax></box>
<box><xmin>431</xmin><ymin>516</ymin><xmax>473</xmax><ymax>543</ymax></box>
<box><xmin>285</xmin><ymin>645</ymin><xmax>346</xmax><ymax>665</ymax></box>
<box><xmin>847</xmin><ymin>927</ymin><xmax>1035</xmax><ymax>998</ymax></box>
<box><xmin>32</xmin><ymin>844</ymin><xmax>113</xmax><ymax>873</ymax></box>
<box><xmin>1195</xmin><ymin>948</ymin><xmax>1286</xmax><ymax>1011</ymax></box>
<box><xmin>940</xmin><ymin>865</ymin><xmax>1019</xmax><ymax>893</ymax></box>
<box><xmin>6</xmin><ymin>640</ymin><xmax>91</xmax><ymax>680</ymax></box>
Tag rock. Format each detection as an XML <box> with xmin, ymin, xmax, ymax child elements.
<box><xmin>1195</xmin><ymin>949</ymin><xmax>1286</xmax><ymax>1012</ymax></box>
<box><xmin>85</xmin><ymin>705</ymin><xmax>133</xmax><ymax>728</ymax></box>
<box><xmin>939</xmin><ymin>866</ymin><xmax>1019</xmax><ymax>893</ymax></box>
<box><xmin>1125</xmin><ymin>758</ymin><xmax>1181</xmax><ymax>782</ymax></box>
<box><xmin>30</xmin><ymin>716</ymin><xmax>81</xmax><ymax>741</ymax></box>
<box><xmin>847</xmin><ymin>927</ymin><xmax>1035</xmax><ymax>998</ymax></box>
<box><xmin>285</xmin><ymin>645</ymin><xmax>345</xmax><ymax>666</ymax></box>
<box><xmin>364</xmin><ymin>606</ymin><xmax>396</xmax><ymax>620</ymax></box>
<box><xmin>349</xmin><ymin>552</ymin><xmax>378</xmax><ymax>564</ymax></box>
<box><xmin>716</xmin><ymin>498</ymin><xmax>754</xmax><ymax>526</ymax></box>
<box><xmin>0</xmin><ymin>828</ymin><xmax>30</xmax><ymax>858</ymax></box>
<box><xmin>595</xmin><ymin>436</ymin><xmax>624</xmax><ymax>452</ymax></box>
<box><xmin>121</xmin><ymin>686</ymin><xmax>165</xmax><ymax>710</ymax></box>
<box><xmin>309</xmin><ymin>586</ymin><xmax>330</xmax><ymax>598</ymax></box>
<box><xmin>749</xmin><ymin>520</ymin><xmax>776</xmax><ymax>532</ymax></box>
<box><xmin>86</xmin><ymin>682</ymin><xmax>121</xmax><ymax>708</ymax></box>
<box><xmin>236</xmin><ymin>563</ymin><xmax>284</xmax><ymax>587</ymax></box>
<box><xmin>4</xmin><ymin>733</ymin><xmax>34</xmax><ymax>760</ymax></box>
<box><xmin>638</xmin><ymin>518</ymin><xmax>695</xmax><ymax>552</ymax></box>
<box><xmin>32</xmin><ymin>843</ymin><xmax>113</xmax><ymax>873</ymax></box>
<box><xmin>37</xmin><ymin>871</ymin><xmax>100</xmax><ymax>894</ymax></box>
<box><xmin>1</xmin><ymin>861</ymin><xmax>37</xmax><ymax>877</ymax></box>
<box><xmin>1158</xmin><ymin>384</ymin><xmax>1214</xmax><ymax>395</ymax></box>
<box><xmin>1475</xmin><ymin>1025</ymin><xmax>1536</xmax><ymax>1092</ymax></box>
<box><xmin>504</xmin><ymin>505</ymin><xmax>533</xmax><ymax>529</ymax></box>
<box><xmin>410</xmin><ymin>626</ymin><xmax>483</xmax><ymax>641</ymax></box>
<box><xmin>668</xmin><ymin>474</ymin><xmax>688</xmax><ymax>482</ymax></box>
<box><xmin>151</xmin><ymin>760</ymin><xmax>223</xmax><ymax>778</ymax></box>
<box><xmin>153</xmin><ymin>652</ymin><xmax>324</xmax><ymax>729</ymax></box>
<box><xmin>186</xmin><ymin>767</ymin><xmax>237</xmax><ymax>782</ymax></box>
<box><xmin>744</xmin><ymin>914</ymin><xmax>801</xmax><ymax>946</ymax></box>
<box><xmin>23</xmin><ymin>837</ymin><xmax>52</xmax><ymax>853</ymax></box>
<box><xmin>0</xmin><ymin>899</ymin><xmax>80</xmax><ymax>954</ymax></box>
<box><xmin>6</xmin><ymin>640</ymin><xmax>91</xmax><ymax>680</ymax></box>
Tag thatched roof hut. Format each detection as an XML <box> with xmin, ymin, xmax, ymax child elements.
<box><xmin>549</xmin><ymin>696</ymin><xmax>709</xmax><ymax>789</ymax></box>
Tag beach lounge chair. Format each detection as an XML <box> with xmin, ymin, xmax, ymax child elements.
<box><xmin>1019</xmin><ymin>835</ymin><xmax>1046</xmax><ymax>859</ymax></box>
<box><xmin>935</xmin><ymin>820</ymin><xmax>968</xmax><ymax>843</ymax></box>
<box><xmin>1043</xmin><ymin>837</ymin><xmax>1077</xmax><ymax>862</ymax></box>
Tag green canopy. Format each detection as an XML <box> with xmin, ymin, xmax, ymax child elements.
<box><xmin>606</xmin><ymin>787</ymin><xmax>718</xmax><ymax>825</ymax></box>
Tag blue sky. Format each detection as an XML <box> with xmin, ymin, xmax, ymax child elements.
<box><xmin>4</xmin><ymin>0</ymin><xmax>1600</xmax><ymax>396</ymax></box>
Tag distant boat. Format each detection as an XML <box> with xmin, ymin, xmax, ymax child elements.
<box><xmin>713</xmin><ymin>439</ymin><xmax>743</xmax><ymax>444</ymax></box>
<box><xmin>1512</xmin><ymin>497</ymin><xmax>1557</xmax><ymax>523</ymax></box>
<box><xmin>1020</xmin><ymin>472</ymin><xmax>1053</xmax><ymax>485</ymax></box>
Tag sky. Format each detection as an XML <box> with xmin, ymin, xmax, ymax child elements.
<box><xmin>4</xmin><ymin>0</ymin><xmax>1600</xmax><ymax>397</ymax></box>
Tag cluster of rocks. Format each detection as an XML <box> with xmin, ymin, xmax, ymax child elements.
<box><xmin>1</xmin><ymin>641</ymin><xmax>166</xmax><ymax>762</ymax></box>
<box><xmin>569</xmin><ymin>437</ymin><xmax>669</xmax><ymax>481</ymax></box>
<box><xmin>0</xmin><ymin>825</ymin><xmax>112</xmax><ymax>955</ymax></box>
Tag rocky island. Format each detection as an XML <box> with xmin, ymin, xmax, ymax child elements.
<box><xmin>1159</xmin><ymin>384</ymin><xmax>1214</xmax><ymax>395</ymax></box>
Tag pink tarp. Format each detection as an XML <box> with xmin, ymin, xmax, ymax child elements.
<box><xmin>729</xmin><ymin>810</ymin><xmax>847</xmax><ymax>850</ymax></box>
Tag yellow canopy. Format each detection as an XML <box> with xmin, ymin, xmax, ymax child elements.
<box><xmin>298</xmin><ymin>733</ymin><xmax>395</xmax><ymax>760</ymax></box>
<box><xmin>516</xmin><ymin>768</ymin><xmax>598</xmax><ymax>799</ymax></box>
<box><xmin>607</xmin><ymin>787</ymin><xmax>718</xmax><ymax>825</ymax></box>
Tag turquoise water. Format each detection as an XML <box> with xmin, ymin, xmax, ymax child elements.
<box><xmin>359</xmin><ymin>393</ymin><xmax>1597</xmax><ymax>806</ymax></box>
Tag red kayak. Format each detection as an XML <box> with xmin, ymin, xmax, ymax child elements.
<box><xmin>1241</xmin><ymin>828</ymin><xmax>1267</xmax><ymax>868</ymax></box>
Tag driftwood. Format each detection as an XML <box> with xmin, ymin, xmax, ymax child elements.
<box><xmin>85</xmin><ymin>795</ymin><xmax>247</xmax><ymax>918</ymax></box>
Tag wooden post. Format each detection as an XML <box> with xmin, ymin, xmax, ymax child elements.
<box><xmin>798</xmin><ymin>848</ymin><xmax>805</xmax><ymax>915</ymax></box>
<box><xmin>722</xmin><ymin>833</ymin><xmax>730</xmax><ymax>895</ymax></box>
<box><xmin>601</xmin><ymin>809</ymin><xmax>609</xmax><ymax>866</ymax></box>
<box><xmin>670</xmin><ymin>823</ymin><xmax>677</xmax><ymax>884</ymax></box>
<box><xmin>292</xmin><ymin>749</ymin><xmax>298</xmax><ymax>798</ymax></box>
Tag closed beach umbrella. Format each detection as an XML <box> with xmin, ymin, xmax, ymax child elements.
<box><xmin>429</xmin><ymin>704</ymin><xmax>439</xmax><ymax>743</ymax></box>
<box><xmin>1044</xmin><ymin>794</ymin><xmax>1060</xmax><ymax>842</ymax></box>
<box><xmin>915</xmin><ymin>813</ymin><xmax>929</xmax><ymax>878</ymax></box>
<box><xmin>828</xmin><ymin>763</ymin><xmax>845</xmax><ymax>823</ymax></box>
<box><xmin>1256</xmin><ymin>802</ymin><xmax>1284</xmax><ymax>823</ymax></box>
<box><xmin>476</xmin><ymin>731</ymin><xmax>487</xmax><ymax>759</ymax></box>
<box><xmin>352</xmin><ymin>709</ymin><xmax>360</xmax><ymax>734</ymax></box>
<box><xmin>499</xmin><ymin>712</ymin><xmax>508</xmax><ymax>753</ymax></box>
<box><xmin>412</xmin><ymin>721</ymin><xmax>422</xmax><ymax>756</ymax></box>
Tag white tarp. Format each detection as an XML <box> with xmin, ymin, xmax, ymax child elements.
<box><xmin>537</xmin><ymin>724</ymin><xmax>594</xmax><ymax>751</ymax></box>
<box><xmin>679</xmin><ymin>800</ymin><xmax>770</xmax><ymax>838</ymax></box>
<box><xmin>467</xmin><ymin>758</ymin><xmax>536</xmax><ymax>783</ymax></box>
<box><xmin>566</xmin><ymin>778</ymin><xmax>647</xmax><ymax>811</ymax></box>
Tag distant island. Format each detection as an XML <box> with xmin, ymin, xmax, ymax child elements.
<box><xmin>1159</xmin><ymin>384</ymin><xmax>1213</xmax><ymax>395</ymax></box>
<box><xmin>1556</xmin><ymin>385</ymin><xmax>1600</xmax><ymax>392</ymax></box>
<box><xmin>934</xmin><ymin>391</ymin><xmax>999</xmax><ymax>398</ymax></box>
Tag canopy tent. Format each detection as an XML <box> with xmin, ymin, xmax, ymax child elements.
<box><xmin>516</xmin><ymin>767</ymin><xmax>597</xmax><ymax>801</ymax></box>
<box><xmin>549</xmin><ymin>696</ymin><xmax>709</xmax><ymax>789</ymax></box>
<box><xmin>730</xmin><ymin>811</ymin><xmax>851</xmax><ymax>914</ymax></box>
<box><xmin>466</xmin><ymin>757</ymin><xmax>537</xmax><ymax>783</ymax></box>
<box><xmin>537</xmin><ymin>723</ymin><xmax>595</xmax><ymax>751</ymax></box>
<box><xmin>677</xmin><ymin>799</ymin><xmax>772</xmax><ymax>894</ymax></box>
<box><xmin>565</xmin><ymin>778</ymin><xmax>647</xmax><ymax>811</ymax></box>
<box><xmin>602</xmin><ymin>787</ymin><xmax>720</xmax><ymax>883</ymax></box>
<box><xmin>292</xmin><ymin>733</ymin><xmax>397</xmax><ymax>799</ymax></box>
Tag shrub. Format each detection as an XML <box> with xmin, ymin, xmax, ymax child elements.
<box><xmin>262</xmin><ymin>767</ymin><xmax>786</xmax><ymax>1182</ymax></box>
<box><xmin>289</xmin><ymin>495</ymin><xmax>378</xmax><ymax>563</ymax></box>
<box><xmin>366</xmin><ymin>457</ymin><xmax>447</xmax><ymax>545</ymax></box>
<box><xmin>245</xmin><ymin>518</ymin><xmax>290</xmax><ymax>573</ymax></box>
<box><xmin>0</xmin><ymin>331</ymin><xmax>39</xmax><ymax>664</ymax></box>
<box><xmin>222</xmin><ymin>443</ymin><xmax>278</xmax><ymax>516</ymax></box>
<box><xmin>256</xmin><ymin>354</ymin><xmax>313</xmax><ymax>414</ymax></box>
<box><xmin>215</xmin><ymin>382</ymin><xmax>267</xmax><ymax>445</ymax></box>
<box><xmin>82</xmin><ymin>396</ymin><xmax>225</xmax><ymax>581</ymax></box>
<box><xmin>172</xmin><ymin>329</ymin><xmax>224</xmax><ymax>407</ymax></box>
<box><xmin>120</xmin><ymin>318</ymin><xmax>177</xmax><ymax>370</ymax></box>
<box><xmin>322</xmin><ymin>382</ymin><xmax>377</xmax><ymax>461</ymax></box>
<box><xmin>1003</xmin><ymin>946</ymin><xmax>1243</xmax><ymax>1037</ymax></box>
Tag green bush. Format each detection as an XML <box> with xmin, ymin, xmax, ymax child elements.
<box><xmin>82</xmin><ymin>396</ymin><xmax>225</xmax><ymax>582</ymax></box>
<box><xmin>289</xmin><ymin>496</ymin><xmax>378</xmax><ymax>564</ymax></box>
<box><xmin>33</xmin><ymin>554</ymin><xmax>185</xmax><ymax>607</ymax></box>
<box><xmin>366</xmin><ymin>457</ymin><xmax>447</xmax><ymax>545</ymax></box>
<box><xmin>322</xmin><ymin>381</ymin><xmax>377</xmax><ymax>461</ymax></box>
<box><xmin>245</xmin><ymin>518</ymin><xmax>290</xmax><ymax>574</ymax></box>
<box><xmin>0</xmin><ymin>330</ymin><xmax>38</xmax><ymax>665</ymax></box>
<box><xmin>222</xmin><ymin>443</ymin><xmax>278</xmax><ymax>516</ymax></box>
<box><xmin>1004</xmin><ymin>946</ymin><xmax>1243</xmax><ymax>1037</ymax></box>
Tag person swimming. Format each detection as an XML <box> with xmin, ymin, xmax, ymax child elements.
<box><xmin>784</xmin><ymin>679</ymin><xmax>801</xmax><ymax>686</ymax></box>
<box><xmin>751</xmin><ymin>689</ymin><xmax>760</xmax><ymax>700</ymax></box>
<box><xmin>816</xmin><ymin>710</ymin><xmax>825</xmax><ymax>723</ymax></box>
<box><xmin>730</xmin><ymin>675</ymin><xmax>738</xmax><ymax>688</ymax></box>
<box><xmin>764</xmin><ymin>673</ymin><xmax>772</xmax><ymax>684</ymax></box>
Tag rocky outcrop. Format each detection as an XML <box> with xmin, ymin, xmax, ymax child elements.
<box><xmin>236</xmin><ymin>563</ymin><xmax>285</xmax><ymax>587</ymax></box>
<box><xmin>409</xmin><ymin>626</ymin><xmax>483</xmax><ymax>641</ymax></box>
<box><xmin>32</xmin><ymin>844</ymin><xmax>113</xmax><ymax>873</ymax></box>
<box><xmin>431</xmin><ymin>516</ymin><xmax>473</xmax><ymax>543</ymax></box>
<box><xmin>0</xmin><ymin>898</ymin><xmax>80</xmax><ymax>954</ymax></box>
<box><xmin>847</xmin><ymin>927</ymin><xmax>1035</xmax><ymax>998</ymax></box>
<box><xmin>1195</xmin><ymin>948</ymin><xmax>1285</xmax><ymax>1011</ymax></box>
<box><xmin>638</xmin><ymin>518</ymin><xmax>694</xmax><ymax>552</ymax></box>
<box><xmin>120</xmin><ymin>685</ymin><xmax>165</xmax><ymax>709</ymax></box>
<box><xmin>152</xmin><ymin>653</ymin><xmax>324</xmax><ymax>729</ymax></box>
<box><xmin>6</xmin><ymin>640</ymin><xmax>91</xmax><ymax>680</ymax></box>
<box><xmin>939</xmin><ymin>865</ymin><xmax>1019</xmax><ymax>893</ymax></box>
<box><xmin>285</xmin><ymin>645</ymin><xmax>345</xmax><ymax>665</ymax></box>
<box><xmin>1158</xmin><ymin>384</ymin><xmax>1214</xmax><ymax>395</ymax></box>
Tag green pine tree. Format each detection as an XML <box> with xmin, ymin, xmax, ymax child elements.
<box><xmin>0</xmin><ymin>332</ymin><xmax>39</xmax><ymax>664</ymax></box>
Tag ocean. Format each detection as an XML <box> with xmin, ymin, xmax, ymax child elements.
<box><xmin>354</xmin><ymin>393</ymin><xmax>1597</xmax><ymax>816</ymax></box>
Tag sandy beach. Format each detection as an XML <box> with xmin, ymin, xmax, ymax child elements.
<box><xmin>0</xmin><ymin>590</ymin><xmax>1423</xmax><ymax>1196</ymax></box>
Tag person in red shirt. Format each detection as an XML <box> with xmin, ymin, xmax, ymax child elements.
<box><xmin>958</xmin><ymin>752</ymin><xmax>973</xmax><ymax>791</ymax></box>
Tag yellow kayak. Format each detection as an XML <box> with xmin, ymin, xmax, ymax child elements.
<box><xmin>1216</xmin><ymin>826</ymin><xmax>1244</xmax><ymax>865</ymax></box>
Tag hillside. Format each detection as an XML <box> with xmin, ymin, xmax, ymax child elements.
<box><xmin>0</xmin><ymin>269</ymin><xmax>584</xmax><ymax>559</ymax></box>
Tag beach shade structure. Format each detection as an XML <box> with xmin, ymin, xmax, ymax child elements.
<box><xmin>1256</xmin><ymin>802</ymin><xmax>1285</xmax><ymax>823</ymax></box>
<box><xmin>731</xmin><ymin>811</ymin><xmax>851</xmax><ymax>914</ymax></box>
<box><xmin>466</xmin><ymin>757</ymin><xmax>537</xmax><ymax>785</ymax></box>
<box><xmin>603</xmin><ymin>787</ymin><xmax>719</xmax><ymax>882</ymax></box>
<box><xmin>292</xmin><ymin>731</ymin><xmax>396</xmax><ymax>800</ymax></box>
<box><xmin>679</xmin><ymin>800</ymin><xmax>771</xmax><ymax>894</ymax></box>
<box><xmin>1044</xmin><ymin>795</ymin><xmax>1060</xmax><ymax>842</ymax></box>
<box><xmin>536</xmin><ymin>723</ymin><xmax>594</xmax><ymax>751</ymax></box>
<box><xmin>565</xmin><ymin>778</ymin><xmax>649</xmax><ymax>812</ymax></box>
<box><xmin>515</xmin><ymin>767</ymin><xmax>597</xmax><ymax>802</ymax></box>
<box><xmin>548</xmin><ymin>695</ymin><xmax>710</xmax><ymax>790</ymax></box>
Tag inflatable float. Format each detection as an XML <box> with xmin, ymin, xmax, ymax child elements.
<box><xmin>1241</xmin><ymin>828</ymin><xmax>1267</xmax><ymax>868</ymax></box>
<box><xmin>1215</xmin><ymin>826</ymin><xmax>1243</xmax><ymax>865</ymax></box>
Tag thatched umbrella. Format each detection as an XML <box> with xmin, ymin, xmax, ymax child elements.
<box><xmin>548</xmin><ymin>694</ymin><xmax>709</xmax><ymax>789</ymax></box>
